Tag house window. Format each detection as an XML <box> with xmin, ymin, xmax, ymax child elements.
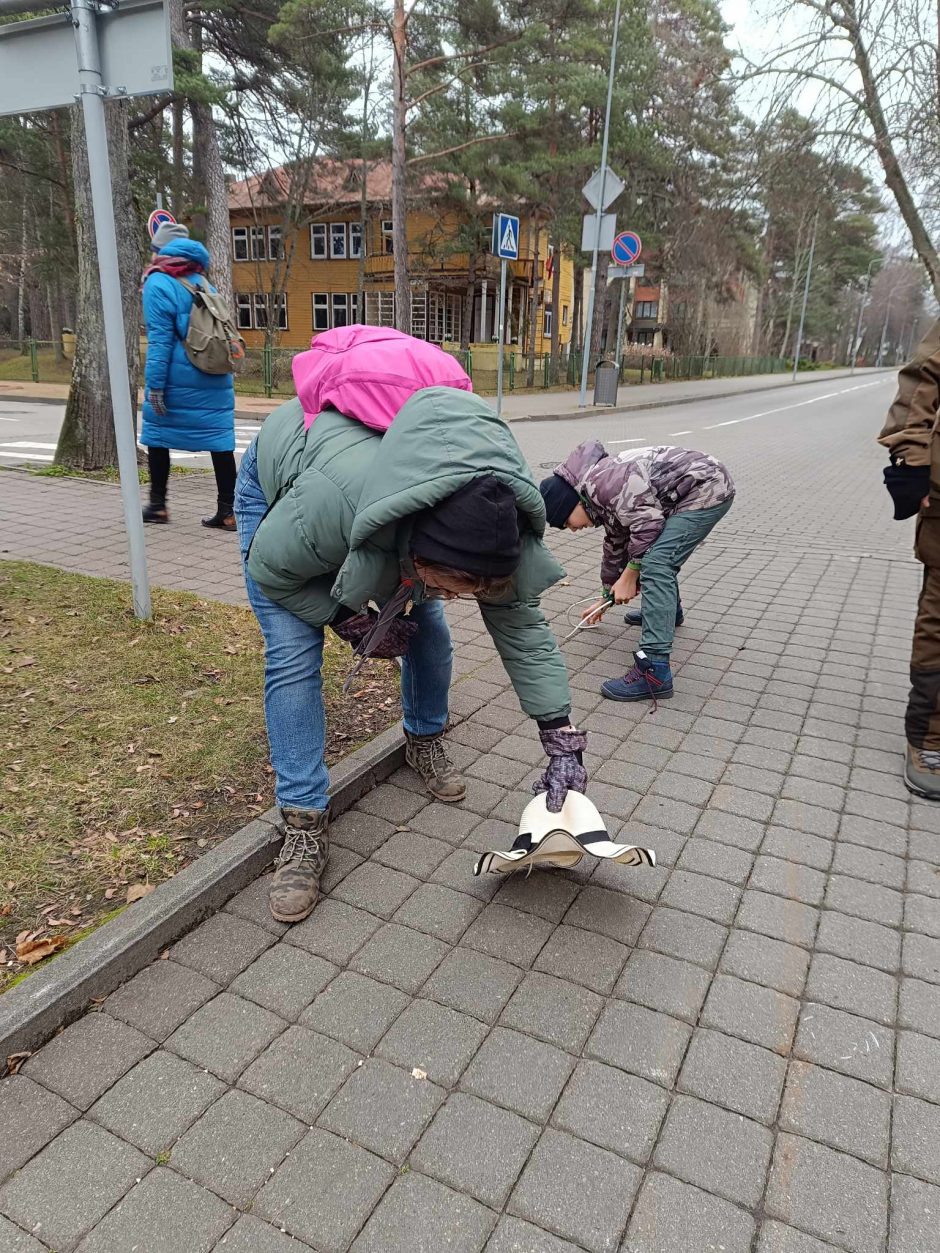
<box><xmin>249</xmin><ymin>227</ymin><xmax>266</xmax><ymax>261</ymax></box>
<box><xmin>634</xmin><ymin>300</ymin><xmax>658</xmax><ymax>320</ymax></box>
<box><xmin>312</xmin><ymin>293</ymin><xmax>358</xmax><ymax>331</ymax></box>
<box><xmin>543</xmin><ymin>304</ymin><xmax>553</xmax><ymax>338</ymax></box>
<box><xmin>330</xmin><ymin>223</ymin><xmax>347</xmax><ymax>258</ymax></box>
<box><xmin>232</xmin><ymin>227</ymin><xmax>249</xmax><ymax>262</ymax></box>
<box><xmin>237</xmin><ymin>292</ymin><xmax>287</xmax><ymax>330</ymax></box>
<box><xmin>235</xmin><ymin>293</ymin><xmax>252</xmax><ymax>329</ymax></box>
<box><xmin>562</xmin><ymin>304</ymin><xmax>569</xmax><ymax>327</ymax></box>
<box><xmin>332</xmin><ymin>293</ymin><xmax>350</xmax><ymax>328</ymax></box>
<box><xmin>366</xmin><ymin>290</ymin><xmax>395</xmax><ymax>327</ymax></box>
<box><xmin>349</xmin><ymin>222</ymin><xmax>363</xmax><ymax>258</ymax></box>
<box><xmin>312</xmin><ymin>293</ymin><xmax>330</xmax><ymax>332</ymax></box>
<box><xmin>267</xmin><ymin>226</ymin><xmax>284</xmax><ymax>260</ymax></box>
<box><xmin>630</xmin><ymin>329</ymin><xmax>655</xmax><ymax>345</ymax></box>
<box><xmin>381</xmin><ymin>219</ymin><xmax>394</xmax><ymax>255</ymax></box>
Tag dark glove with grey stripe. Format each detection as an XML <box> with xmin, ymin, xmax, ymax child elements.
<box><xmin>331</xmin><ymin>608</ymin><xmax>418</xmax><ymax>659</ymax></box>
<box><xmin>534</xmin><ymin>726</ymin><xmax>588</xmax><ymax>814</ymax></box>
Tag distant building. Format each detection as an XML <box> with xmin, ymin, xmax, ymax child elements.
<box><xmin>227</xmin><ymin>160</ymin><xmax>574</xmax><ymax>355</ymax></box>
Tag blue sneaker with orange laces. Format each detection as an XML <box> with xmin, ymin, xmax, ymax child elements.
<box><xmin>601</xmin><ymin>650</ymin><xmax>673</xmax><ymax>702</ymax></box>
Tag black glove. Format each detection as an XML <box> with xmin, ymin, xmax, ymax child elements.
<box><xmin>533</xmin><ymin>727</ymin><xmax>588</xmax><ymax>814</ymax></box>
<box><xmin>884</xmin><ymin>461</ymin><xmax>930</xmax><ymax>520</ymax></box>
<box><xmin>331</xmin><ymin>608</ymin><xmax>417</xmax><ymax>659</ymax></box>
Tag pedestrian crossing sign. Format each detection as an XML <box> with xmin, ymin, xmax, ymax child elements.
<box><xmin>493</xmin><ymin>212</ymin><xmax>520</xmax><ymax>260</ymax></box>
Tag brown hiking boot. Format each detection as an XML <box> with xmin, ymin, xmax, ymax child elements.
<box><xmin>269</xmin><ymin>808</ymin><xmax>329</xmax><ymax>923</ymax></box>
<box><xmin>404</xmin><ymin>731</ymin><xmax>466</xmax><ymax>803</ymax></box>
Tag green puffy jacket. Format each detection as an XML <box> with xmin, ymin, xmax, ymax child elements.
<box><xmin>246</xmin><ymin>386</ymin><xmax>571</xmax><ymax>721</ymax></box>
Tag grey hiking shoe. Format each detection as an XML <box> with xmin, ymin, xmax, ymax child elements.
<box><xmin>404</xmin><ymin>731</ymin><xmax>467</xmax><ymax>803</ymax></box>
<box><xmin>269</xmin><ymin>808</ymin><xmax>329</xmax><ymax>923</ymax></box>
<box><xmin>905</xmin><ymin>744</ymin><xmax>940</xmax><ymax>801</ymax></box>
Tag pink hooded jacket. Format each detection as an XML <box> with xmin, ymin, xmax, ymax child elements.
<box><xmin>292</xmin><ymin>325</ymin><xmax>473</xmax><ymax>431</ymax></box>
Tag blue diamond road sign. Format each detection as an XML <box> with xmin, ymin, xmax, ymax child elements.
<box><xmin>493</xmin><ymin>213</ymin><xmax>520</xmax><ymax>260</ymax></box>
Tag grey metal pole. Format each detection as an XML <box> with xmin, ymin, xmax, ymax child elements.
<box><xmin>578</xmin><ymin>0</ymin><xmax>621</xmax><ymax>407</ymax></box>
<box><xmin>72</xmin><ymin>0</ymin><xmax>152</xmax><ymax>618</ymax></box>
<box><xmin>791</xmin><ymin>212</ymin><xmax>817</xmax><ymax>382</ymax></box>
<box><xmin>614</xmin><ymin>276</ymin><xmax>627</xmax><ymax>367</ymax></box>
<box><xmin>495</xmin><ymin>257</ymin><xmax>507</xmax><ymax>418</ymax></box>
<box><xmin>850</xmin><ymin>258</ymin><xmax>877</xmax><ymax>375</ymax></box>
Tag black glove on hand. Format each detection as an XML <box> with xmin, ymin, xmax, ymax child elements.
<box><xmin>884</xmin><ymin>461</ymin><xmax>930</xmax><ymax>520</ymax></box>
<box><xmin>331</xmin><ymin>609</ymin><xmax>418</xmax><ymax>659</ymax></box>
<box><xmin>533</xmin><ymin>727</ymin><xmax>588</xmax><ymax>814</ymax></box>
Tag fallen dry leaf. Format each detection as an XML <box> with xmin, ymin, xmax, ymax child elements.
<box><xmin>5</xmin><ymin>1051</ymin><xmax>31</xmax><ymax>1076</ymax></box>
<box><xmin>15</xmin><ymin>934</ymin><xmax>68</xmax><ymax>965</ymax></box>
<box><xmin>126</xmin><ymin>883</ymin><xmax>156</xmax><ymax>904</ymax></box>
<box><xmin>0</xmin><ymin>903</ymin><xmax>12</xmax><ymax>917</ymax></box>
<box><xmin>104</xmin><ymin>888</ymin><xmax>116</xmax><ymax>900</ymax></box>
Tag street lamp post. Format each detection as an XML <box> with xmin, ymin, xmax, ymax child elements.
<box><xmin>849</xmin><ymin>257</ymin><xmax>879</xmax><ymax>375</ymax></box>
<box><xmin>577</xmin><ymin>0</ymin><xmax>622</xmax><ymax>407</ymax></box>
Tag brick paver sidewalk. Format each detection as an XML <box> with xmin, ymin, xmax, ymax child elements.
<box><xmin>1</xmin><ymin>390</ymin><xmax>939</xmax><ymax>1253</ymax></box>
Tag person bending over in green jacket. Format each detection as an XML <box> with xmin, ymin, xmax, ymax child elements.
<box><xmin>236</xmin><ymin>386</ymin><xmax>584</xmax><ymax>923</ymax></box>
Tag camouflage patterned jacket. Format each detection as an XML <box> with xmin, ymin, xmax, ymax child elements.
<box><xmin>553</xmin><ymin>441</ymin><xmax>735</xmax><ymax>585</ymax></box>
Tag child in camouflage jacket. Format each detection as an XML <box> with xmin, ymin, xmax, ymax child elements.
<box><xmin>541</xmin><ymin>441</ymin><xmax>734</xmax><ymax>702</ymax></box>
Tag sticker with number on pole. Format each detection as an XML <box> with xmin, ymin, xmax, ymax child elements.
<box><xmin>611</xmin><ymin>230</ymin><xmax>642</xmax><ymax>266</ymax></box>
<box><xmin>493</xmin><ymin>212</ymin><xmax>520</xmax><ymax>260</ymax></box>
<box><xmin>147</xmin><ymin>207</ymin><xmax>176</xmax><ymax>238</ymax></box>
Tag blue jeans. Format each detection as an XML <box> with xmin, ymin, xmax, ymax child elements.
<box><xmin>639</xmin><ymin>498</ymin><xmax>733</xmax><ymax>657</ymax></box>
<box><xmin>235</xmin><ymin>440</ymin><xmax>453</xmax><ymax>811</ymax></box>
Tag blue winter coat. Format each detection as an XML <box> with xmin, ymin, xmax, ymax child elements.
<box><xmin>140</xmin><ymin>239</ymin><xmax>235</xmax><ymax>452</ymax></box>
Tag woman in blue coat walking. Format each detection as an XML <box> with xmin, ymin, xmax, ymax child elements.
<box><xmin>140</xmin><ymin>229</ymin><xmax>237</xmax><ymax>530</ymax></box>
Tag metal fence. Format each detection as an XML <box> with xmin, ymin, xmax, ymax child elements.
<box><xmin>0</xmin><ymin>338</ymin><xmax>795</xmax><ymax>397</ymax></box>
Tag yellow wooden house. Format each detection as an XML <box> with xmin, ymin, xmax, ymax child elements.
<box><xmin>226</xmin><ymin>160</ymin><xmax>574</xmax><ymax>357</ymax></box>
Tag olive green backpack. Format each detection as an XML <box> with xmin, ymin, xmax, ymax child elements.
<box><xmin>175</xmin><ymin>277</ymin><xmax>245</xmax><ymax>375</ymax></box>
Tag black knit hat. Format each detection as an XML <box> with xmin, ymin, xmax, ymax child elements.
<box><xmin>540</xmin><ymin>473</ymin><xmax>580</xmax><ymax>528</ymax></box>
<box><xmin>411</xmin><ymin>475</ymin><xmax>521</xmax><ymax>578</ymax></box>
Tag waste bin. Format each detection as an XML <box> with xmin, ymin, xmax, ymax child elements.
<box><xmin>593</xmin><ymin>360</ymin><xmax>619</xmax><ymax>406</ymax></box>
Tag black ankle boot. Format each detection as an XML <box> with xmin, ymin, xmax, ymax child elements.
<box><xmin>201</xmin><ymin>498</ymin><xmax>236</xmax><ymax>531</ymax></box>
<box><xmin>143</xmin><ymin>496</ymin><xmax>168</xmax><ymax>524</ymax></box>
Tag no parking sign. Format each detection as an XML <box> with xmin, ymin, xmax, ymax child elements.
<box><xmin>611</xmin><ymin>230</ymin><xmax>642</xmax><ymax>266</ymax></box>
<box><xmin>147</xmin><ymin>208</ymin><xmax>176</xmax><ymax>239</ymax></box>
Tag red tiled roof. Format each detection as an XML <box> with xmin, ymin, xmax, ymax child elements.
<box><xmin>227</xmin><ymin>158</ymin><xmax>453</xmax><ymax>212</ymax></box>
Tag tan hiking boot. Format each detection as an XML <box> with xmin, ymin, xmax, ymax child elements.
<box><xmin>404</xmin><ymin>731</ymin><xmax>467</xmax><ymax>803</ymax></box>
<box><xmin>269</xmin><ymin>808</ymin><xmax>329</xmax><ymax>923</ymax></box>
<box><xmin>905</xmin><ymin>744</ymin><xmax>940</xmax><ymax>801</ymax></box>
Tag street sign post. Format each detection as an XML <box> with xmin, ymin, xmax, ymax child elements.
<box><xmin>607</xmin><ymin>263</ymin><xmax>645</xmax><ymax>282</ymax></box>
<box><xmin>580</xmin><ymin>214</ymin><xmax>617</xmax><ymax>253</ymax></box>
<box><xmin>611</xmin><ymin>230</ymin><xmax>642</xmax><ymax>266</ymax></box>
<box><xmin>578</xmin><ymin>0</ymin><xmax>624</xmax><ymax>407</ymax></box>
<box><xmin>0</xmin><ymin>0</ymin><xmax>173</xmax><ymax>619</ymax></box>
<box><xmin>582</xmin><ymin>167</ymin><xmax>625</xmax><ymax>213</ymax></box>
<box><xmin>492</xmin><ymin>213</ymin><xmax>519</xmax><ymax>419</ymax></box>
<box><xmin>147</xmin><ymin>207</ymin><xmax>176</xmax><ymax>238</ymax></box>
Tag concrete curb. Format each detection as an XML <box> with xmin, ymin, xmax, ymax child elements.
<box><xmin>0</xmin><ymin>722</ymin><xmax>406</xmax><ymax>1063</ymax></box>
<box><xmin>503</xmin><ymin>368</ymin><xmax>886</xmax><ymax>423</ymax></box>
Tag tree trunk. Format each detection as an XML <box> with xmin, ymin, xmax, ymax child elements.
<box><xmin>550</xmin><ymin>231</ymin><xmax>561</xmax><ymax>376</ymax></box>
<box><xmin>172</xmin><ymin>101</ymin><xmax>185</xmax><ymax>216</ymax></box>
<box><xmin>462</xmin><ymin>244</ymin><xmax>478</xmax><ymax>352</ymax></box>
<box><xmin>572</xmin><ymin>264</ymin><xmax>583</xmax><ymax>354</ymax></box>
<box><xmin>526</xmin><ymin>225</ymin><xmax>541</xmax><ymax>388</ymax></box>
<box><xmin>590</xmin><ymin>255</ymin><xmax>610</xmax><ymax>359</ymax></box>
<box><xmin>48</xmin><ymin>279</ymin><xmax>64</xmax><ymax>363</ymax></box>
<box><xmin>17</xmin><ymin>198</ymin><xmax>28</xmax><ymax>351</ymax></box>
<box><xmin>56</xmin><ymin>100</ymin><xmax>141</xmax><ymax>471</ymax></box>
<box><xmin>185</xmin><ymin>12</ymin><xmax>232</xmax><ymax>308</ymax></box>
<box><xmin>190</xmin><ymin>99</ymin><xmax>233</xmax><ymax>308</ymax></box>
<box><xmin>844</xmin><ymin>8</ymin><xmax>940</xmax><ymax>302</ymax></box>
<box><xmin>391</xmin><ymin>0</ymin><xmax>411</xmax><ymax>334</ymax></box>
